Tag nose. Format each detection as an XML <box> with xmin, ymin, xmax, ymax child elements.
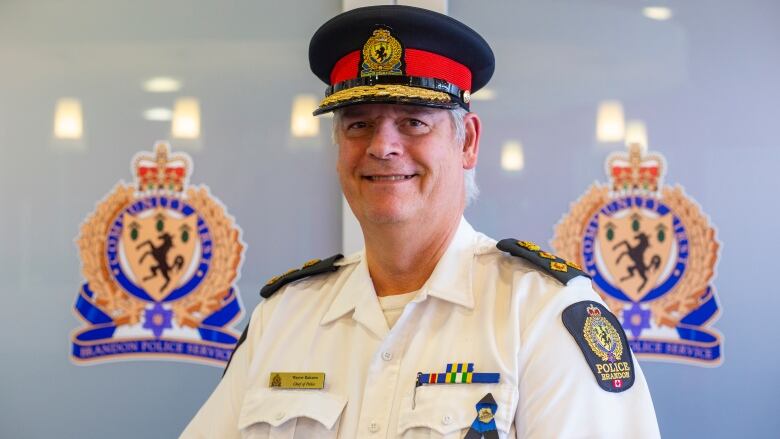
<box><xmin>366</xmin><ymin>119</ymin><xmax>403</xmax><ymax>160</ymax></box>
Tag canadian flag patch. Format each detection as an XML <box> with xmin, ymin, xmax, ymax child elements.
<box><xmin>613</xmin><ymin>379</ymin><xmax>623</xmax><ymax>388</ymax></box>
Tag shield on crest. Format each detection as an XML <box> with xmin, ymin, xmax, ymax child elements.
<box><xmin>120</xmin><ymin>208</ymin><xmax>198</xmax><ymax>301</ymax></box>
<box><xmin>596</xmin><ymin>207</ymin><xmax>674</xmax><ymax>301</ymax></box>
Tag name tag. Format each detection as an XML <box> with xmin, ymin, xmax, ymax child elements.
<box><xmin>269</xmin><ymin>372</ymin><xmax>325</xmax><ymax>389</ymax></box>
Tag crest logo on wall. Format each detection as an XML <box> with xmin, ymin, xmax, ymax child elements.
<box><xmin>71</xmin><ymin>142</ymin><xmax>244</xmax><ymax>366</ymax></box>
<box><xmin>553</xmin><ymin>144</ymin><xmax>723</xmax><ymax>365</ymax></box>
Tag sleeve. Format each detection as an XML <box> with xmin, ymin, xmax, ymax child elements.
<box><xmin>179</xmin><ymin>301</ymin><xmax>265</xmax><ymax>439</ymax></box>
<box><xmin>514</xmin><ymin>276</ymin><xmax>661</xmax><ymax>439</ymax></box>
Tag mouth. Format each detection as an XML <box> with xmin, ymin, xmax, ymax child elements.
<box><xmin>362</xmin><ymin>174</ymin><xmax>417</xmax><ymax>182</ymax></box>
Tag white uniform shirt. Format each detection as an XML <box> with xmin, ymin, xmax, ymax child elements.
<box><xmin>379</xmin><ymin>291</ymin><xmax>418</xmax><ymax>328</ymax></box>
<box><xmin>182</xmin><ymin>218</ymin><xmax>660</xmax><ymax>438</ymax></box>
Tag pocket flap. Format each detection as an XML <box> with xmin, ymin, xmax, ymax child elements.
<box><xmin>238</xmin><ymin>388</ymin><xmax>347</xmax><ymax>431</ymax></box>
<box><xmin>397</xmin><ymin>384</ymin><xmax>516</xmax><ymax>435</ymax></box>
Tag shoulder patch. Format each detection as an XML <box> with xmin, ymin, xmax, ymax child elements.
<box><xmin>496</xmin><ymin>239</ymin><xmax>590</xmax><ymax>285</ymax></box>
<box><xmin>259</xmin><ymin>254</ymin><xmax>343</xmax><ymax>298</ymax></box>
<box><xmin>562</xmin><ymin>301</ymin><xmax>635</xmax><ymax>393</ymax></box>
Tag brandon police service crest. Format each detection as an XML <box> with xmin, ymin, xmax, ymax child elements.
<box><xmin>553</xmin><ymin>144</ymin><xmax>723</xmax><ymax>366</ymax></box>
<box><xmin>70</xmin><ymin>142</ymin><xmax>245</xmax><ymax>366</ymax></box>
<box><xmin>361</xmin><ymin>28</ymin><xmax>404</xmax><ymax>77</ymax></box>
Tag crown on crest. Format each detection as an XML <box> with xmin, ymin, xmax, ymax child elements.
<box><xmin>586</xmin><ymin>304</ymin><xmax>602</xmax><ymax>317</ymax></box>
<box><xmin>606</xmin><ymin>143</ymin><xmax>665</xmax><ymax>193</ymax></box>
<box><xmin>133</xmin><ymin>142</ymin><xmax>191</xmax><ymax>193</ymax></box>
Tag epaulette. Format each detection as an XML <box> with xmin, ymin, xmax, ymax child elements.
<box><xmin>496</xmin><ymin>239</ymin><xmax>590</xmax><ymax>285</ymax></box>
<box><xmin>259</xmin><ymin>254</ymin><xmax>344</xmax><ymax>298</ymax></box>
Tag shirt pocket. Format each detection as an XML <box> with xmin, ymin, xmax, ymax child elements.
<box><xmin>397</xmin><ymin>383</ymin><xmax>516</xmax><ymax>439</ymax></box>
<box><xmin>238</xmin><ymin>388</ymin><xmax>347</xmax><ymax>439</ymax></box>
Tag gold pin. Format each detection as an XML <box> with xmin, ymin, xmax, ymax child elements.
<box><xmin>517</xmin><ymin>241</ymin><xmax>541</xmax><ymax>251</ymax></box>
<box><xmin>550</xmin><ymin>261</ymin><xmax>568</xmax><ymax>272</ymax></box>
<box><xmin>265</xmin><ymin>275</ymin><xmax>282</xmax><ymax>285</ymax></box>
<box><xmin>478</xmin><ymin>407</ymin><xmax>494</xmax><ymax>423</ymax></box>
<box><xmin>302</xmin><ymin>258</ymin><xmax>321</xmax><ymax>268</ymax></box>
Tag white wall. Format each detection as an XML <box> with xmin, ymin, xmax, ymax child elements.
<box><xmin>0</xmin><ymin>0</ymin><xmax>778</xmax><ymax>437</ymax></box>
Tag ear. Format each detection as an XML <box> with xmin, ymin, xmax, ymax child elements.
<box><xmin>461</xmin><ymin>112</ymin><xmax>481</xmax><ymax>170</ymax></box>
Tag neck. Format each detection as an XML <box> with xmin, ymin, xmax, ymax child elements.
<box><xmin>362</xmin><ymin>213</ymin><xmax>462</xmax><ymax>297</ymax></box>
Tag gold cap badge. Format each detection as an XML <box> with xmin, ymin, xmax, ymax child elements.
<box><xmin>361</xmin><ymin>28</ymin><xmax>403</xmax><ymax>77</ymax></box>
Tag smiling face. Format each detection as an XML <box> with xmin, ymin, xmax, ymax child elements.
<box><xmin>334</xmin><ymin>104</ymin><xmax>479</xmax><ymax>228</ymax></box>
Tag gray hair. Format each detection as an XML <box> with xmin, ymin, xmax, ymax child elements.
<box><xmin>449</xmin><ymin>107</ymin><xmax>479</xmax><ymax>206</ymax></box>
<box><xmin>332</xmin><ymin>106</ymin><xmax>479</xmax><ymax>206</ymax></box>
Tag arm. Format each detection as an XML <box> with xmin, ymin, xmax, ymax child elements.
<box><xmin>515</xmin><ymin>276</ymin><xmax>660</xmax><ymax>438</ymax></box>
<box><xmin>180</xmin><ymin>302</ymin><xmax>265</xmax><ymax>439</ymax></box>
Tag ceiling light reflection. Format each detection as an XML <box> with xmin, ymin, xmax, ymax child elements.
<box><xmin>643</xmin><ymin>7</ymin><xmax>673</xmax><ymax>21</ymax></box>
<box><xmin>143</xmin><ymin>77</ymin><xmax>182</xmax><ymax>93</ymax></box>
<box><xmin>625</xmin><ymin>120</ymin><xmax>648</xmax><ymax>153</ymax></box>
<box><xmin>596</xmin><ymin>100</ymin><xmax>625</xmax><ymax>143</ymax></box>
<box><xmin>172</xmin><ymin>98</ymin><xmax>201</xmax><ymax>139</ymax></box>
<box><xmin>291</xmin><ymin>94</ymin><xmax>320</xmax><ymax>138</ymax></box>
<box><xmin>54</xmin><ymin>98</ymin><xmax>83</xmax><ymax>139</ymax></box>
<box><xmin>143</xmin><ymin>108</ymin><xmax>173</xmax><ymax>121</ymax></box>
<box><xmin>471</xmin><ymin>88</ymin><xmax>496</xmax><ymax>101</ymax></box>
<box><xmin>501</xmin><ymin>140</ymin><xmax>525</xmax><ymax>172</ymax></box>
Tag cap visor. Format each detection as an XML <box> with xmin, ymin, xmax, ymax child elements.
<box><xmin>314</xmin><ymin>84</ymin><xmax>457</xmax><ymax>115</ymax></box>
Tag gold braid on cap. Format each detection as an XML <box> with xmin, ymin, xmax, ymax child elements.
<box><xmin>319</xmin><ymin>84</ymin><xmax>451</xmax><ymax>108</ymax></box>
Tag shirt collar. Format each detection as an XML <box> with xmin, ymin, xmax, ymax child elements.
<box><xmin>414</xmin><ymin>217</ymin><xmax>476</xmax><ymax>309</ymax></box>
<box><xmin>319</xmin><ymin>250</ymin><xmax>375</xmax><ymax>327</ymax></box>
<box><xmin>320</xmin><ymin>217</ymin><xmax>478</xmax><ymax>331</ymax></box>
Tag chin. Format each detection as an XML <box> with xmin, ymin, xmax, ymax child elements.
<box><xmin>361</xmin><ymin>209</ymin><xmax>411</xmax><ymax>225</ymax></box>
<box><xmin>358</xmin><ymin>203</ymin><xmax>417</xmax><ymax>225</ymax></box>
<box><xmin>348</xmin><ymin>192</ymin><xmax>416</xmax><ymax>223</ymax></box>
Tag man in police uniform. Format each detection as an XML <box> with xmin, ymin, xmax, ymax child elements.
<box><xmin>182</xmin><ymin>5</ymin><xmax>660</xmax><ymax>438</ymax></box>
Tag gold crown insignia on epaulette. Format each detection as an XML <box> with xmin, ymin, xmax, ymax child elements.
<box><xmin>496</xmin><ymin>239</ymin><xmax>590</xmax><ymax>285</ymax></box>
<box><xmin>264</xmin><ymin>258</ymin><xmax>324</xmax><ymax>286</ymax></box>
<box><xmin>260</xmin><ymin>254</ymin><xmax>344</xmax><ymax>299</ymax></box>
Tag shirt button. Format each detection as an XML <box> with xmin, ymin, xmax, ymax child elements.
<box><xmin>275</xmin><ymin>412</ymin><xmax>285</xmax><ymax>420</ymax></box>
<box><xmin>442</xmin><ymin>415</ymin><xmax>453</xmax><ymax>425</ymax></box>
<box><xmin>368</xmin><ymin>420</ymin><xmax>380</xmax><ymax>433</ymax></box>
<box><xmin>381</xmin><ymin>351</ymin><xmax>393</xmax><ymax>361</ymax></box>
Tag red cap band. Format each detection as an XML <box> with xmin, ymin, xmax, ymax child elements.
<box><xmin>330</xmin><ymin>51</ymin><xmax>360</xmax><ymax>85</ymax></box>
<box><xmin>329</xmin><ymin>49</ymin><xmax>472</xmax><ymax>91</ymax></box>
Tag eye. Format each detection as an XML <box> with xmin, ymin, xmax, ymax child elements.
<box><xmin>347</xmin><ymin>121</ymin><xmax>368</xmax><ymax>130</ymax></box>
<box><xmin>399</xmin><ymin>117</ymin><xmax>431</xmax><ymax>135</ymax></box>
